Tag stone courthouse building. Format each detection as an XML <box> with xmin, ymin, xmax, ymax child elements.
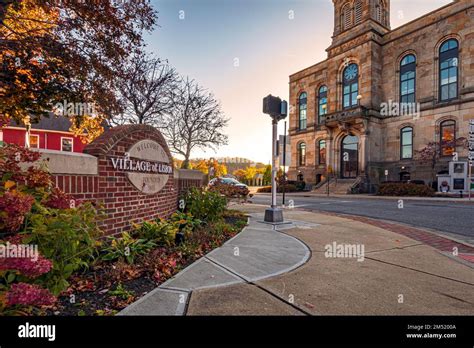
<box><xmin>288</xmin><ymin>0</ymin><xmax>474</xmax><ymax>192</ymax></box>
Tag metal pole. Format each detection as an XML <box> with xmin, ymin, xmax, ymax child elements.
<box><xmin>271</xmin><ymin>117</ymin><xmax>278</xmax><ymax>208</ymax></box>
<box><xmin>282</xmin><ymin>121</ymin><xmax>287</xmax><ymax>206</ymax></box>
<box><xmin>469</xmin><ymin>161</ymin><xmax>472</xmax><ymax>201</ymax></box>
<box><xmin>327</xmin><ymin>166</ymin><xmax>330</xmax><ymax>197</ymax></box>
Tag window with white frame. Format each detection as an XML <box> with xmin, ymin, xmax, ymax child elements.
<box><xmin>29</xmin><ymin>134</ymin><xmax>40</xmax><ymax>149</ymax></box>
<box><xmin>61</xmin><ymin>137</ymin><xmax>73</xmax><ymax>152</ymax></box>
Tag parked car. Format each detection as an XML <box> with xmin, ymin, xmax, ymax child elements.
<box><xmin>208</xmin><ymin>177</ymin><xmax>249</xmax><ymax>197</ymax></box>
<box><xmin>209</xmin><ymin>177</ymin><xmax>247</xmax><ymax>188</ymax></box>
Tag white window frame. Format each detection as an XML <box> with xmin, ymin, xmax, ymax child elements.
<box><xmin>61</xmin><ymin>137</ymin><xmax>74</xmax><ymax>152</ymax></box>
<box><xmin>29</xmin><ymin>134</ymin><xmax>40</xmax><ymax>149</ymax></box>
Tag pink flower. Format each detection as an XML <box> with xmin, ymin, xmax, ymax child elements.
<box><xmin>0</xmin><ymin>252</ymin><xmax>53</xmax><ymax>278</ymax></box>
<box><xmin>0</xmin><ymin>192</ymin><xmax>34</xmax><ymax>233</ymax></box>
<box><xmin>44</xmin><ymin>188</ymin><xmax>75</xmax><ymax>209</ymax></box>
<box><xmin>6</xmin><ymin>283</ymin><xmax>56</xmax><ymax>307</ymax></box>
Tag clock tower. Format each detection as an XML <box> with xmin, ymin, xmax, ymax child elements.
<box><xmin>331</xmin><ymin>0</ymin><xmax>391</xmax><ymax>49</ymax></box>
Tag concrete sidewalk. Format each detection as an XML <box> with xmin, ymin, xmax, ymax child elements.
<box><xmin>119</xmin><ymin>213</ymin><xmax>312</xmax><ymax>315</ymax></box>
<box><xmin>120</xmin><ymin>204</ymin><xmax>474</xmax><ymax>316</ymax></box>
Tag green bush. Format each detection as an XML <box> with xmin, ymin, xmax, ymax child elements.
<box><xmin>377</xmin><ymin>183</ymin><xmax>435</xmax><ymax>197</ymax></box>
<box><xmin>182</xmin><ymin>188</ymin><xmax>227</xmax><ymax>223</ymax></box>
<box><xmin>170</xmin><ymin>211</ymin><xmax>202</xmax><ymax>234</ymax></box>
<box><xmin>24</xmin><ymin>202</ymin><xmax>101</xmax><ymax>295</ymax></box>
<box><xmin>132</xmin><ymin>220</ymin><xmax>177</xmax><ymax>246</ymax></box>
<box><xmin>100</xmin><ymin>232</ymin><xmax>156</xmax><ymax>265</ymax></box>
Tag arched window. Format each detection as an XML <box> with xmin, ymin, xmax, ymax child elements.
<box><xmin>440</xmin><ymin>120</ymin><xmax>456</xmax><ymax>156</ymax></box>
<box><xmin>354</xmin><ymin>1</ymin><xmax>363</xmax><ymax>25</ymax></box>
<box><xmin>400</xmin><ymin>127</ymin><xmax>413</xmax><ymax>160</ymax></box>
<box><xmin>318</xmin><ymin>140</ymin><xmax>326</xmax><ymax>165</ymax></box>
<box><xmin>298</xmin><ymin>92</ymin><xmax>307</xmax><ymax>130</ymax></box>
<box><xmin>439</xmin><ymin>39</ymin><xmax>459</xmax><ymax>101</ymax></box>
<box><xmin>318</xmin><ymin>86</ymin><xmax>328</xmax><ymax>124</ymax></box>
<box><xmin>400</xmin><ymin>54</ymin><xmax>416</xmax><ymax>104</ymax></box>
<box><xmin>342</xmin><ymin>3</ymin><xmax>352</xmax><ymax>30</ymax></box>
<box><xmin>343</xmin><ymin>63</ymin><xmax>359</xmax><ymax>109</ymax></box>
<box><xmin>298</xmin><ymin>142</ymin><xmax>306</xmax><ymax>166</ymax></box>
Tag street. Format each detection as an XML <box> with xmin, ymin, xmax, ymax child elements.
<box><xmin>250</xmin><ymin>193</ymin><xmax>474</xmax><ymax>245</ymax></box>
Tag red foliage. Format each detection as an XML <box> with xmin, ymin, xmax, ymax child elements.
<box><xmin>0</xmin><ymin>252</ymin><xmax>53</xmax><ymax>278</ymax></box>
<box><xmin>6</xmin><ymin>283</ymin><xmax>56</xmax><ymax>307</ymax></box>
<box><xmin>44</xmin><ymin>188</ymin><xmax>74</xmax><ymax>209</ymax></box>
<box><xmin>0</xmin><ymin>144</ymin><xmax>42</xmax><ymax>182</ymax></box>
<box><xmin>25</xmin><ymin>167</ymin><xmax>52</xmax><ymax>188</ymax></box>
<box><xmin>0</xmin><ymin>192</ymin><xmax>35</xmax><ymax>233</ymax></box>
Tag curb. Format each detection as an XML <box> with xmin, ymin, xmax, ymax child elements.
<box><xmin>118</xmin><ymin>215</ymin><xmax>311</xmax><ymax>316</ymax></box>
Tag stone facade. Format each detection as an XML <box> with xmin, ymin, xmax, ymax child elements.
<box><xmin>288</xmin><ymin>0</ymin><xmax>474</xmax><ymax>192</ymax></box>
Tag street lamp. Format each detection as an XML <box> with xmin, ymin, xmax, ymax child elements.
<box><xmin>262</xmin><ymin>94</ymin><xmax>287</xmax><ymax>223</ymax></box>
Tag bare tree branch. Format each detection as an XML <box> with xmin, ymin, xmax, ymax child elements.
<box><xmin>160</xmin><ymin>78</ymin><xmax>228</xmax><ymax>169</ymax></box>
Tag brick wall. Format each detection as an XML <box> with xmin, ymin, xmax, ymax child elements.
<box><xmin>48</xmin><ymin>125</ymin><xmax>184</xmax><ymax>235</ymax></box>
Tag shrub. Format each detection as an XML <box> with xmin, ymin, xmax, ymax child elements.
<box><xmin>6</xmin><ymin>283</ymin><xmax>56</xmax><ymax>307</ymax></box>
<box><xmin>257</xmin><ymin>184</ymin><xmax>298</xmax><ymax>193</ymax></box>
<box><xmin>0</xmin><ymin>192</ymin><xmax>35</xmax><ymax>233</ymax></box>
<box><xmin>132</xmin><ymin>220</ymin><xmax>177</xmax><ymax>246</ymax></box>
<box><xmin>100</xmin><ymin>232</ymin><xmax>156</xmax><ymax>265</ymax></box>
<box><xmin>169</xmin><ymin>212</ymin><xmax>202</xmax><ymax>233</ymax></box>
<box><xmin>182</xmin><ymin>188</ymin><xmax>227</xmax><ymax>223</ymax></box>
<box><xmin>24</xmin><ymin>202</ymin><xmax>101</xmax><ymax>295</ymax></box>
<box><xmin>208</xmin><ymin>180</ymin><xmax>249</xmax><ymax>198</ymax></box>
<box><xmin>0</xmin><ymin>144</ymin><xmax>101</xmax><ymax>305</ymax></box>
<box><xmin>377</xmin><ymin>183</ymin><xmax>435</xmax><ymax>197</ymax></box>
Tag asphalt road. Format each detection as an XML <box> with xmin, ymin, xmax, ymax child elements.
<box><xmin>249</xmin><ymin>194</ymin><xmax>474</xmax><ymax>245</ymax></box>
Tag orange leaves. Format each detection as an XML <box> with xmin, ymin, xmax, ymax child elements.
<box><xmin>2</xmin><ymin>0</ymin><xmax>58</xmax><ymax>39</ymax></box>
<box><xmin>69</xmin><ymin>115</ymin><xmax>105</xmax><ymax>144</ymax></box>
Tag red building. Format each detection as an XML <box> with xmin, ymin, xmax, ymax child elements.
<box><xmin>0</xmin><ymin>116</ymin><xmax>86</xmax><ymax>153</ymax></box>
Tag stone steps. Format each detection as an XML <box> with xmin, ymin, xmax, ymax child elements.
<box><xmin>313</xmin><ymin>178</ymin><xmax>357</xmax><ymax>195</ymax></box>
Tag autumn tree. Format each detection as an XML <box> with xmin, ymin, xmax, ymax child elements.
<box><xmin>0</xmin><ymin>0</ymin><xmax>156</xmax><ymax>129</ymax></box>
<box><xmin>263</xmin><ymin>164</ymin><xmax>272</xmax><ymax>185</ymax></box>
<box><xmin>160</xmin><ymin>78</ymin><xmax>228</xmax><ymax>169</ymax></box>
<box><xmin>243</xmin><ymin>166</ymin><xmax>257</xmax><ymax>182</ymax></box>
<box><xmin>192</xmin><ymin>159</ymin><xmax>227</xmax><ymax>177</ymax></box>
<box><xmin>233</xmin><ymin>169</ymin><xmax>246</xmax><ymax>182</ymax></box>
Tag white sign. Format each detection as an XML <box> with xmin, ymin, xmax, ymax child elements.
<box><xmin>384</xmin><ymin>170</ymin><xmax>389</xmax><ymax>176</ymax></box>
<box><xmin>110</xmin><ymin>140</ymin><xmax>172</xmax><ymax>194</ymax></box>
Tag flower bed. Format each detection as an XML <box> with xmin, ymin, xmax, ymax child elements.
<box><xmin>0</xmin><ymin>144</ymin><xmax>247</xmax><ymax>316</ymax></box>
<box><xmin>46</xmin><ymin>210</ymin><xmax>247</xmax><ymax>316</ymax></box>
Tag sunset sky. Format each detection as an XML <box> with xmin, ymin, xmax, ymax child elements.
<box><xmin>147</xmin><ymin>0</ymin><xmax>453</xmax><ymax>164</ymax></box>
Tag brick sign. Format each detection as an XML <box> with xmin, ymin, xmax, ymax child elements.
<box><xmin>110</xmin><ymin>139</ymin><xmax>173</xmax><ymax>194</ymax></box>
<box><xmin>50</xmin><ymin>125</ymin><xmax>179</xmax><ymax>235</ymax></box>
